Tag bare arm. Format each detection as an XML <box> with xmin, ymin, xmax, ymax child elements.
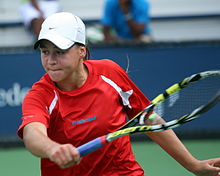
<box><xmin>30</xmin><ymin>0</ymin><xmax>42</xmax><ymax>12</ymax></box>
<box><xmin>125</xmin><ymin>19</ymin><xmax>145</xmax><ymax>39</ymax></box>
<box><xmin>102</xmin><ymin>26</ymin><xmax>119</xmax><ymax>42</ymax></box>
<box><xmin>23</xmin><ymin>122</ymin><xmax>81</xmax><ymax>168</ymax></box>
<box><xmin>146</xmin><ymin>116</ymin><xmax>220</xmax><ymax>176</ymax></box>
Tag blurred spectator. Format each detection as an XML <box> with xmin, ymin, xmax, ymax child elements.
<box><xmin>19</xmin><ymin>0</ymin><xmax>60</xmax><ymax>38</ymax></box>
<box><xmin>101</xmin><ymin>0</ymin><xmax>152</xmax><ymax>43</ymax></box>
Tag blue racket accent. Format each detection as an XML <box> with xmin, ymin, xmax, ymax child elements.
<box><xmin>77</xmin><ymin>137</ymin><xmax>107</xmax><ymax>157</ymax></box>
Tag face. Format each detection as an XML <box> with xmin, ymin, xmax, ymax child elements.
<box><xmin>119</xmin><ymin>0</ymin><xmax>130</xmax><ymax>6</ymax></box>
<box><xmin>40</xmin><ymin>40</ymin><xmax>86</xmax><ymax>85</ymax></box>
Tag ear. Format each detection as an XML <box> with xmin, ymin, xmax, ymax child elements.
<box><xmin>79</xmin><ymin>46</ymin><xmax>86</xmax><ymax>58</ymax></box>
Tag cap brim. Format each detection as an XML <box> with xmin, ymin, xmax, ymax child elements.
<box><xmin>34</xmin><ymin>33</ymin><xmax>75</xmax><ymax>50</ymax></box>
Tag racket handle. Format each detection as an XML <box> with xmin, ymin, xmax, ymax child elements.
<box><xmin>77</xmin><ymin>136</ymin><xmax>108</xmax><ymax>157</ymax></box>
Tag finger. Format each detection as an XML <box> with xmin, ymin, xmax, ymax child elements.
<box><xmin>210</xmin><ymin>166</ymin><xmax>220</xmax><ymax>175</ymax></box>
<box><xmin>50</xmin><ymin>150</ymin><xmax>64</xmax><ymax>166</ymax></box>
<box><xmin>59</xmin><ymin>145</ymin><xmax>81</xmax><ymax>168</ymax></box>
<box><xmin>71</xmin><ymin>146</ymin><xmax>81</xmax><ymax>164</ymax></box>
<box><xmin>62</xmin><ymin>158</ymin><xmax>82</xmax><ymax>169</ymax></box>
<box><xmin>210</xmin><ymin>158</ymin><xmax>220</xmax><ymax>167</ymax></box>
<box><xmin>50</xmin><ymin>145</ymin><xmax>73</xmax><ymax>167</ymax></box>
<box><xmin>60</xmin><ymin>145</ymin><xmax>74</xmax><ymax>164</ymax></box>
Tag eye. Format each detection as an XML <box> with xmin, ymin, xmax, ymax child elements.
<box><xmin>56</xmin><ymin>50</ymin><xmax>65</xmax><ymax>55</ymax></box>
<box><xmin>41</xmin><ymin>49</ymin><xmax>49</xmax><ymax>55</ymax></box>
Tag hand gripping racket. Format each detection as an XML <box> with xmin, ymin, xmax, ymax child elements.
<box><xmin>77</xmin><ymin>70</ymin><xmax>220</xmax><ymax>157</ymax></box>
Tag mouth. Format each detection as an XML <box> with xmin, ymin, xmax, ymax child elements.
<box><xmin>47</xmin><ymin>69</ymin><xmax>62</xmax><ymax>75</ymax></box>
<box><xmin>48</xmin><ymin>68</ymin><xmax>61</xmax><ymax>72</ymax></box>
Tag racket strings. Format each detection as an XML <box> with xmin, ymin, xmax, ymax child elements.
<box><xmin>154</xmin><ymin>76</ymin><xmax>220</xmax><ymax>122</ymax></box>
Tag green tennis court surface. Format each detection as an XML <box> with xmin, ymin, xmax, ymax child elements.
<box><xmin>0</xmin><ymin>140</ymin><xmax>219</xmax><ymax>176</ymax></box>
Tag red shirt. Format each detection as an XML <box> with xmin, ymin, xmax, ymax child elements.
<box><xmin>18</xmin><ymin>59</ymin><xmax>150</xmax><ymax>176</ymax></box>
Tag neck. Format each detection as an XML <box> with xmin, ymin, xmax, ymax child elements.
<box><xmin>56</xmin><ymin>63</ymin><xmax>88</xmax><ymax>91</ymax></box>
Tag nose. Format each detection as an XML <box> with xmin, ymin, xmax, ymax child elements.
<box><xmin>47</xmin><ymin>54</ymin><xmax>57</xmax><ymax>65</ymax></box>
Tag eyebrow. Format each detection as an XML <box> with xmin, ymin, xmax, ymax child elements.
<box><xmin>39</xmin><ymin>43</ymin><xmax>60</xmax><ymax>50</ymax></box>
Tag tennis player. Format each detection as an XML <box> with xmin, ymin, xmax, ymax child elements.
<box><xmin>17</xmin><ymin>12</ymin><xmax>220</xmax><ymax>176</ymax></box>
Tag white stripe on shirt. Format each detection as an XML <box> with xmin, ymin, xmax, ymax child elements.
<box><xmin>101</xmin><ymin>75</ymin><xmax>133</xmax><ymax>109</ymax></box>
<box><xmin>48</xmin><ymin>90</ymin><xmax>58</xmax><ymax>114</ymax></box>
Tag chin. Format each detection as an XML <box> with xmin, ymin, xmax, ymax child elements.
<box><xmin>49</xmin><ymin>75</ymin><xmax>62</xmax><ymax>82</ymax></box>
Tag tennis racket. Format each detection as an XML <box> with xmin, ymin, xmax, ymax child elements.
<box><xmin>77</xmin><ymin>70</ymin><xmax>220</xmax><ymax>157</ymax></box>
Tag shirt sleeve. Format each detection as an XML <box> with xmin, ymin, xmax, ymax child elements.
<box><xmin>134</xmin><ymin>0</ymin><xmax>150</xmax><ymax>24</ymax></box>
<box><xmin>101</xmin><ymin>0</ymin><xmax>114</xmax><ymax>26</ymax></box>
<box><xmin>17</xmin><ymin>88</ymin><xmax>51</xmax><ymax>139</ymax></box>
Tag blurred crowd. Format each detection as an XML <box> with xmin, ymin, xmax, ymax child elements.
<box><xmin>18</xmin><ymin>0</ymin><xmax>152</xmax><ymax>44</ymax></box>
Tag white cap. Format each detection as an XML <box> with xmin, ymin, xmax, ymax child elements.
<box><xmin>34</xmin><ymin>12</ymin><xmax>86</xmax><ymax>50</ymax></box>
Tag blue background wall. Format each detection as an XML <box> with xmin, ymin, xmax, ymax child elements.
<box><xmin>0</xmin><ymin>43</ymin><xmax>220</xmax><ymax>139</ymax></box>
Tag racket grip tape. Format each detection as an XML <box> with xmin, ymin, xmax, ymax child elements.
<box><xmin>77</xmin><ymin>136</ymin><xmax>108</xmax><ymax>157</ymax></box>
